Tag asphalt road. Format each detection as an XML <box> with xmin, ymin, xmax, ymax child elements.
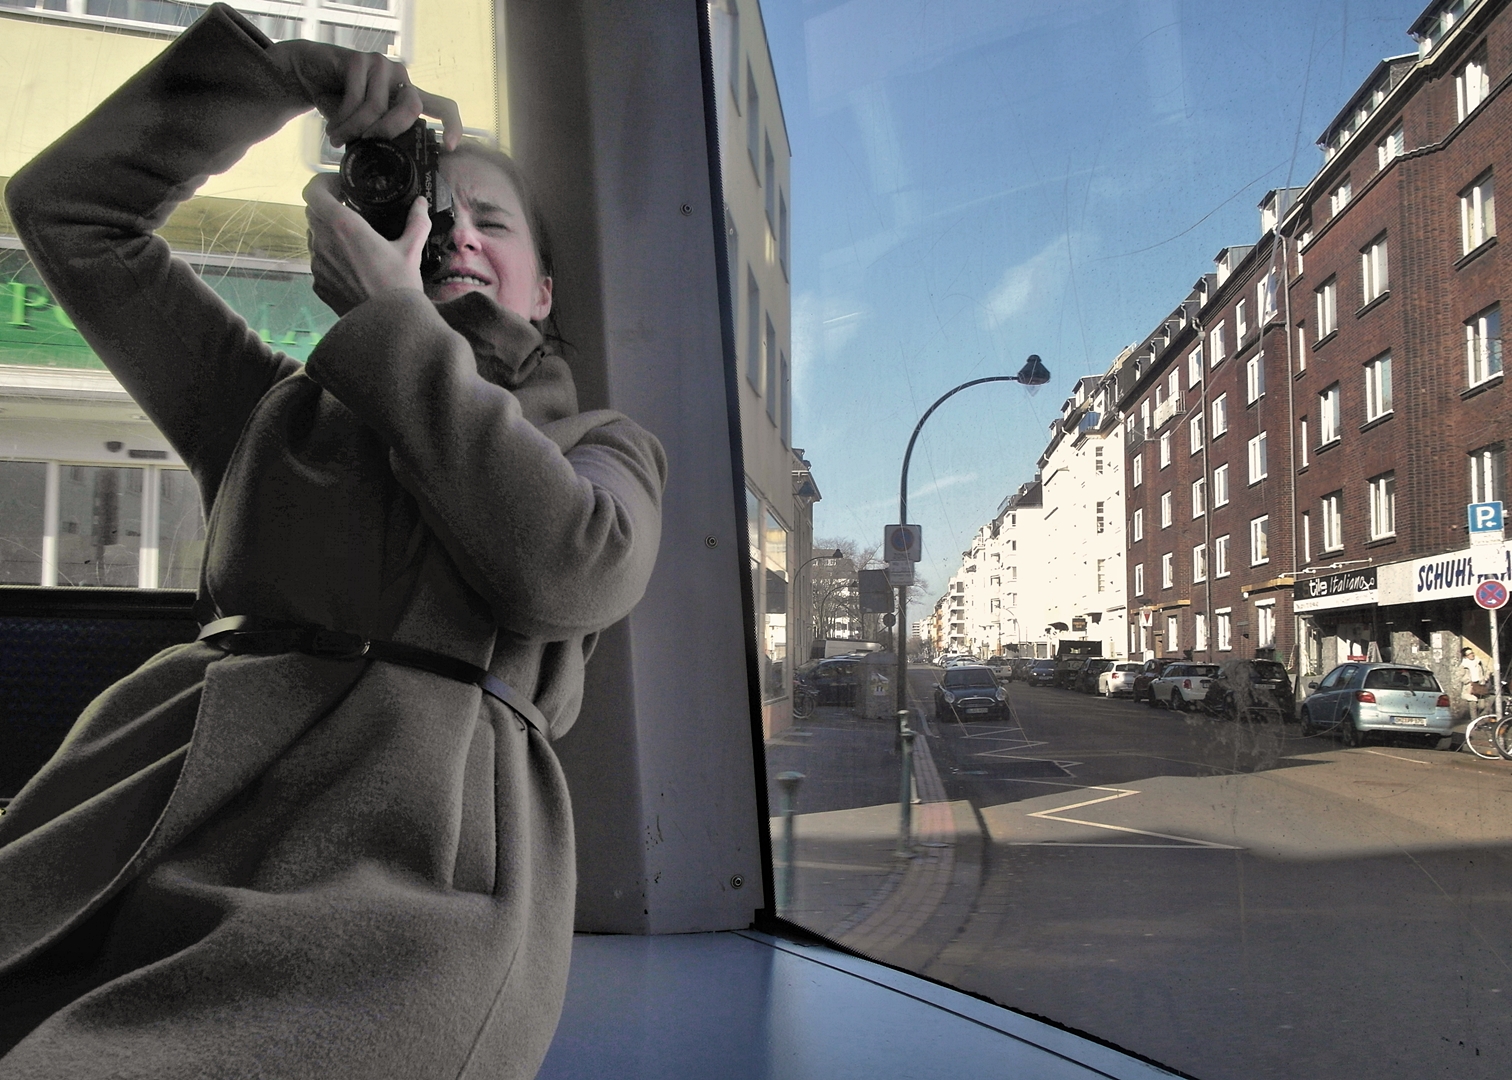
<box><xmin>767</xmin><ymin>666</ymin><xmax>1512</xmax><ymax>1080</ymax></box>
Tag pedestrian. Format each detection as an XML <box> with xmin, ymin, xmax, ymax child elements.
<box><xmin>0</xmin><ymin>4</ymin><xmax>665</xmax><ymax>1077</ymax></box>
<box><xmin>1460</xmin><ymin>646</ymin><xmax>1490</xmax><ymax>717</ymax></box>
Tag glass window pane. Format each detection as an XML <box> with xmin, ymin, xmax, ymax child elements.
<box><xmin>55</xmin><ymin>465</ymin><xmax>142</xmax><ymax>588</ymax></box>
<box><xmin>156</xmin><ymin>468</ymin><xmax>204</xmax><ymax>589</ymax></box>
<box><xmin>0</xmin><ymin>459</ymin><xmax>46</xmax><ymax>583</ymax></box>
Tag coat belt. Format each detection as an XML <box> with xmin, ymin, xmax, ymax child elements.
<box><xmin>197</xmin><ymin>615</ymin><xmax>545</xmax><ymax>734</ymax></box>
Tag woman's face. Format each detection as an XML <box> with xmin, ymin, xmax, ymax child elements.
<box><xmin>426</xmin><ymin>154</ymin><xmax>552</xmax><ymax>323</ymax></box>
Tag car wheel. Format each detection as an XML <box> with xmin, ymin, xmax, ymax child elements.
<box><xmin>1340</xmin><ymin>711</ymin><xmax>1366</xmax><ymax>747</ymax></box>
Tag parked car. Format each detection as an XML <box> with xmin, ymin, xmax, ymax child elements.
<box><xmin>1006</xmin><ymin>657</ymin><xmax>1035</xmax><ymax>682</ymax></box>
<box><xmin>1299</xmin><ymin>662</ymin><xmax>1452</xmax><ymax>747</ymax></box>
<box><xmin>985</xmin><ymin>655</ymin><xmax>1009</xmax><ymax>671</ymax></box>
<box><xmin>934</xmin><ymin>664</ymin><xmax>1010</xmax><ymax>722</ymax></box>
<box><xmin>1204</xmin><ymin>659</ymin><xmax>1295</xmax><ymax>721</ymax></box>
<box><xmin>1027</xmin><ymin>659</ymin><xmax>1059</xmax><ymax>686</ymax></box>
<box><xmin>1130</xmin><ymin>659</ymin><xmax>1167</xmax><ymax>703</ymax></box>
<box><xmin>793</xmin><ymin>657</ymin><xmax>860</xmax><ymax>707</ymax></box>
<box><xmin>1099</xmin><ymin>661</ymin><xmax>1144</xmax><ymax>697</ymax></box>
<box><xmin>1149</xmin><ymin>663</ymin><xmax>1219</xmax><ymax>709</ymax></box>
<box><xmin>1053</xmin><ymin>656</ymin><xmax>1088</xmax><ymax>689</ymax></box>
<box><xmin>1075</xmin><ymin>658</ymin><xmax>1114</xmax><ymax>694</ymax></box>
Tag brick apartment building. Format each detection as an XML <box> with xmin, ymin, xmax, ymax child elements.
<box><xmin>1120</xmin><ymin>0</ymin><xmax>1512</xmax><ymax>707</ymax></box>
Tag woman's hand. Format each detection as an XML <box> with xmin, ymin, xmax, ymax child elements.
<box><xmin>266</xmin><ymin>40</ymin><xmax>461</xmax><ymax>149</ymax></box>
<box><xmin>304</xmin><ymin>174</ymin><xmax>430</xmax><ymax>316</ymax></box>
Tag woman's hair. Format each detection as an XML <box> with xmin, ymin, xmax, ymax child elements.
<box><xmin>443</xmin><ymin>141</ymin><xmax>564</xmax><ymax>345</ymax></box>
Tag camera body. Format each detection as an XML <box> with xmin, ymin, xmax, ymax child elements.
<box><xmin>338</xmin><ymin>120</ymin><xmax>455</xmax><ymax>278</ymax></box>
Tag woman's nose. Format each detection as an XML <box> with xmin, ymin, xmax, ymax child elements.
<box><xmin>444</xmin><ymin>221</ymin><xmax>480</xmax><ymax>251</ymax></box>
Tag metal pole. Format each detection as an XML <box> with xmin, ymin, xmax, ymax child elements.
<box><xmin>775</xmin><ymin>771</ymin><xmax>804</xmax><ymax>912</ymax></box>
<box><xmin>1492</xmin><ymin>610</ymin><xmax>1504</xmax><ymax>725</ymax></box>
<box><xmin>896</xmin><ymin>710</ymin><xmax>914</xmax><ymax>856</ymax></box>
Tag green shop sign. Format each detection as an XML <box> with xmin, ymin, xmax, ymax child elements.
<box><xmin>1</xmin><ymin>247</ymin><xmax>335</xmax><ymax>368</ymax></box>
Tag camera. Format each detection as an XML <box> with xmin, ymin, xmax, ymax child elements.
<box><xmin>338</xmin><ymin>119</ymin><xmax>455</xmax><ymax>278</ymax></box>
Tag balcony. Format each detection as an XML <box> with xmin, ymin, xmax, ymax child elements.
<box><xmin>1153</xmin><ymin>393</ymin><xmax>1182</xmax><ymax>429</ymax></box>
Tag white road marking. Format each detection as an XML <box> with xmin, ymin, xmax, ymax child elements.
<box><xmin>1362</xmin><ymin>749</ymin><xmax>1433</xmax><ymax>766</ymax></box>
<box><xmin>1019</xmin><ymin>783</ymin><xmax>1242</xmax><ymax>849</ymax></box>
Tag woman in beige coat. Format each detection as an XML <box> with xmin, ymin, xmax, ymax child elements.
<box><xmin>0</xmin><ymin>5</ymin><xmax>665</xmax><ymax>1078</ymax></box>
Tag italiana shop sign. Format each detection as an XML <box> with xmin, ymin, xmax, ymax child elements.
<box><xmin>1375</xmin><ymin>540</ymin><xmax>1512</xmax><ymax>605</ymax></box>
<box><xmin>1293</xmin><ymin>566</ymin><xmax>1378</xmax><ymax>613</ymax></box>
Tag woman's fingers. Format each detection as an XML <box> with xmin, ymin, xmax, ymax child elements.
<box><xmin>419</xmin><ymin>91</ymin><xmax>464</xmax><ymax>150</ymax></box>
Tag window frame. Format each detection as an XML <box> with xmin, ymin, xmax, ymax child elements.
<box><xmin>1465</xmin><ymin>303</ymin><xmax>1503</xmax><ymax>386</ymax></box>
<box><xmin>1368</xmin><ymin>472</ymin><xmax>1396</xmax><ymax>540</ymax></box>
<box><xmin>1214</xmin><ymin>534</ymin><xmax>1230</xmax><ymax>578</ymax></box>
<box><xmin>1247</xmin><ymin>431</ymin><xmax>1268</xmax><ymax>484</ymax></box>
<box><xmin>1193</xmin><ymin>542</ymin><xmax>1208</xmax><ymax>583</ymax></box>
<box><xmin>1211</xmin><ymin>393</ymin><xmax>1229</xmax><ymax>437</ymax></box>
<box><xmin>1319</xmin><ymin>383</ymin><xmax>1342</xmax><ymax>445</ymax></box>
<box><xmin>1316</xmin><ymin>276</ymin><xmax>1338</xmax><ymax>338</ymax></box>
<box><xmin>1361</xmin><ymin>233</ymin><xmax>1388</xmax><ymax>304</ymax></box>
<box><xmin>1192</xmin><ymin>476</ymin><xmax>1206</xmax><ymax>518</ymax></box>
<box><xmin>1364</xmin><ymin>352</ymin><xmax>1393</xmax><ymax>422</ymax></box>
<box><xmin>1250</xmin><ymin>514</ymin><xmax>1269</xmax><ymax>566</ymax></box>
<box><xmin>1322</xmin><ymin>491</ymin><xmax>1344</xmax><ymax>552</ymax></box>
<box><xmin>1460</xmin><ymin>170</ymin><xmax>1495</xmax><ymax>254</ymax></box>
<box><xmin>1213</xmin><ymin>463</ymin><xmax>1230</xmax><ymax>507</ymax></box>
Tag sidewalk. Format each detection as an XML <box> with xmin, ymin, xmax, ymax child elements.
<box><xmin>766</xmin><ymin>700</ymin><xmax>987</xmax><ymax>973</ymax></box>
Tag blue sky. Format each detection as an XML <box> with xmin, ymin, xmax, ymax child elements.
<box><xmin>760</xmin><ymin>0</ymin><xmax>1428</xmax><ymax>600</ymax></box>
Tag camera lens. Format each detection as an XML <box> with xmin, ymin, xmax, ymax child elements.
<box><xmin>340</xmin><ymin>141</ymin><xmax>416</xmax><ymax>212</ymax></box>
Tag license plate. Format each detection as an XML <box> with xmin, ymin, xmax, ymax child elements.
<box><xmin>966</xmin><ymin>707</ymin><xmax>988</xmax><ymax>714</ymax></box>
<box><xmin>1392</xmin><ymin>715</ymin><xmax>1427</xmax><ymax>726</ymax></box>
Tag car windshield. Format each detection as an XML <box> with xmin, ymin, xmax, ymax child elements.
<box><xmin>945</xmin><ymin>669</ymin><xmax>997</xmax><ymax>688</ymax></box>
<box><xmin>1249</xmin><ymin>662</ymin><xmax>1290</xmax><ymax>681</ymax></box>
<box><xmin>1363</xmin><ymin>668</ymin><xmax>1442</xmax><ymax>692</ymax></box>
<box><xmin>1190</xmin><ymin>665</ymin><xmax>1219</xmax><ymax>677</ymax></box>
<box><xmin>1115</xmin><ymin>664</ymin><xmax>1141</xmax><ymax>672</ymax></box>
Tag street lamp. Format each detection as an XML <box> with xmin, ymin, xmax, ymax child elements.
<box><xmin>795</xmin><ymin>548</ymin><xmax>845</xmax><ymax>661</ymax></box>
<box><xmin>894</xmin><ymin>355</ymin><xmax>1050</xmax><ymax>717</ymax></box>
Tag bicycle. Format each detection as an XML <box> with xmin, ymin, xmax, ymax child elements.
<box><xmin>1463</xmin><ymin>713</ymin><xmax>1512</xmax><ymax>760</ymax></box>
<box><xmin>791</xmin><ymin>684</ymin><xmax>817</xmax><ymax>721</ymax></box>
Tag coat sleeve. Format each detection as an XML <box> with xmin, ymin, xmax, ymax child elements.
<box><xmin>3</xmin><ymin>4</ymin><xmax>309</xmax><ymax>510</ymax></box>
<box><xmin>305</xmin><ymin>290</ymin><xmax>668</xmax><ymax>641</ymax></box>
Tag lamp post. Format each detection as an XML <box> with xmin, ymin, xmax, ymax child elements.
<box><xmin>795</xmin><ymin>548</ymin><xmax>844</xmax><ymax>662</ymax></box>
<box><xmin>892</xmin><ymin>356</ymin><xmax>1050</xmax><ymax>851</ymax></box>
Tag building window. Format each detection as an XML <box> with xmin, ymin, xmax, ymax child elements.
<box><xmin>1470</xmin><ymin>443</ymin><xmax>1506</xmax><ymax>502</ymax></box>
<box><xmin>1364</xmin><ymin>353</ymin><xmax>1393</xmax><ymax>421</ymax></box>
<box><xmin>1192</xmin><ymin>476</ymin><xmax>1206</xmax><ymax>518</ymax></box>
<box><xmin>1217</xmin><ymin>610</ymin><xmax>1233</xmax><ymax>651</ymax></box>
<box><xmin>1167</xmin><ymin>368</ymin><xmax>1180</xmax><ymax>401</ymax></box>
<box><xmin>1212</xmin><ymin>393</ymin><xmax>1229</xmax><ymax>437</ymax></box>
<box><xmin>1188</xmin><ymin>347</ymin><xmax>1203</xmax><ymax>385</ymax></box>
<box><xmin>1300</xmin><ymin>418</ymin><xmax>1310</xmax><ymax>468</ymax></box>
<box><xmin>1250</xmin><ymin>515</ymin><xmax>1269</xmax><ymax>565</ymax></box>
<box><xmin>1461</xmin><ymin>171</ymin><xmax>1495</xmax><ymax>253</ymax></box>
<box><xmin>1301</xmin><ymin>511</ymin><xmax>1312</xmax><ymax>563</ymax></box>
<box><xmin>1166</xmin><ymin>613</ymin><xmax>1179</xmax><ymax>649</ymax></box>
<box><xmin>1368</xmin><ymin>473</ymin><xmax>1396</xmax><ymax>539</ymax></box>
<box><xmin>1319</xmin><ymin>383</ymin><xmax>1341</xmax><ymax>444</ymax></box>
<box><xmin>1322</xmin><ymin>491</ymin><xmax>1344</xmax><ymax>551</ymax></box>
<box><xmin>765</xmin><ymin>316</ymin><xmax>778</xmax><ymax>422</ymax></box>
<box><xmin>1189</xmin><ymin>414</ymin><xmax>1203</xmax><ymax>455</ymax></box>
<box><xmin>1209</xmin><ymin>321</ymin><xmax>1227</xmax><ymax>366</ymax></box>
<box><xmin>1095</xmin><ymin>445</ymin><xmax>1105</xmax><ymax>474</ymax></box>
<box><xmin>746</xmin><ymin>64</ymin><xmax>760</xmax><ymax>174</ymax></box>
<box><xmin>1195</xmin><ymin>612</ymin><xmax>1209</xmax><ymax>651</ymax></box>
<box><xmin>1140</xmin><ymin>397</ymin><xmax>1151</xmax><ymax>436</ymax></box>
<box><xmin>780</xmin><ymin>352</ymin><xmax>791</xmax><ymax>446</ymax></box>
<box><xmin>1096</xmin><ymin>559</ymin><xmax>1106</xmax><ymax>593</ymax></box>
<box><xmin>1134</xmin><ymin>563</ymin><xmax>1145</xmax><ymax>596</ymax></box>
<box><xmin>1466</xmin><ymin>303</ymin><xmax>1503</xmax><ymax>385</ymax></box>
<box><xmin>1193</xmin><ymin>543</ymin><xmax>1208</xmax><ymax>583</ymax></box>
<box><xmin>1161</xmin><ymin>552</ymin><xmax>1175</xmax><ymax>589</ymax></box>
<box><xmin>1096</xmin><ymin>501</ymin><xmax>1106</xmax><ymax>534</ymax></box>
<box><xmin>1133</xmin><ymin>453</ymin><xmax>1144</xmax><ymax>488</ymax></box>
<box><xmin>1213</xmin><ymin>463</ymin><xmax>1230</xmax><ymax>507</ymax></box>
<box><xmin>1456</xmin><ymin>46</ymin><xmax>1490</xmax><ymax>121</ymax></box>
<box><xmin>1378</xmin><ymin>123</ymin><xmax>1403</xmax><ymax>168</ymax></box>
<box><xmin>1236</xmin><ymin>299</ymin><xmax>1249</xmax><ymax>341</ymax></box>
<box><xmin>1160</xmin><ymin>491</ymin><xmax>1173</xmax><ymax>528</ymax></box>
<box><xmin>1361</xmin><ymin>233</ymin><xmax>1388</xmax><ymax>303</ymax></box>
<box><xmin>1215</xmin><ymin>534</ymin><xmax>1230</xmax><ymax>577</ymax></box>
<box><xmin>764</xmin><ymin>134</ymin><xmax>776</xmax><ymax>226</ymax></box>
<box><xmin>1133</xmin><ymin>508</ymin><xmax>1144</xmax><ymax>541</ymax></box>
<box><xmin>778</xmin><ymin>190</ymin><xmax>789</xmax><ymax>278</ymax></box>
<box><xmin>1256</xmin><ymin>602</ymin><xmax>1276</xmax><ymax>649</ymax></box>
<box><xmin>1246</xmin><ymin>352</ymin><xmax>1265</xmax><ymax>403</ymax></box>
<box><xmin>1316</xmin><ymin>277</ymin><xmax>1338</xmax><ymax>338</ymax></box>
<box><xmin>1330</xmin><ymin>177</ymin><xmax>1352</xmax><ymax>216</ymax></box>
<box><xmin>1296</xmin><ymin>324</ymin><xmax>1307</xmax><ymax>371</ymax></box>
<box><xmin>746</xmin><ymin>269</ymin><xmax>762</xmax><ymax>391</ymax></box>
<box><xmin>1247</xmin><ymin>432</ymin><xmax>1268</xmax><ymax>484</ymax></box>
<box><xmin>1159</xmin><ymin>430</ymin><xmax>1172</xmax><ymax>468</ymax></box>
<box><xmin>1259</xmin><ymin>271</ymin><xmax>1279</xmax><ymax>322</ymax></box>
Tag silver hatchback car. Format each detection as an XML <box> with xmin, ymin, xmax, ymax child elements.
<box><xmin>1299</xmin><ymin>663</ymin><xmax>1452</xmax><ymax>747</ymax></box>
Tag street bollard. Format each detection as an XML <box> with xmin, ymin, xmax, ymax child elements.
<box><xmin>896</xmin><ymin>710</ymin><xmax>914</xmax><ymax>856</ymax></box>
<box><xmin>775</xmin><ymin>771</ymin><xmax>804</xmax><ymax>912</ymax></box>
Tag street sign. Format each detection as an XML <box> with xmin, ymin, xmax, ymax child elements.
<box><xmin>885</xmin><ymin>558</ymin><xmax>915</xmax><ymax>586</ymax></box>
<box><xmin>1475</xmin><ymin>579</ymin><xmax>1508</xmax><ymax>610</ymax></box>
<box><xmin>884</xmin><ymin>524</ymin><xmax>923</xmax><ymax>562</ymax></box>
<box><xmin>858</xmin><ymin>569</ymin><xmax>893</xmax><ymax>612</ymax></box>
<box><xmin>1468</xmin><ymin>501</ymin><xmax>1505</xmax><ymax>535</ymax></box>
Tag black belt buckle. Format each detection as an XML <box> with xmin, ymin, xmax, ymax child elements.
<box><xmin>308</xmin><ymin>629</ymin><xmax>370</xmax><ymax>660</ymax></box>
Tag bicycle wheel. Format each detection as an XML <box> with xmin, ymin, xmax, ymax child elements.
<box><xmin>1494</xmin><ymin>715</ymin><xmax>1512</xmax><ymax>760</ymax></box>
<box><xmin>792</xmin><ymin>688</ymin><xmax>816</xmax><ymax>721</ymax></box>
<box><xmin>1464</xmin><ymin>715</ymin><xmax>1503</xmax><ymax>760</ymax></box>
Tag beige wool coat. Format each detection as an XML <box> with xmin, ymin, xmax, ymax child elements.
<box><xmin>0</xmin><ymin>6</ymin><xmax>666</xmax><ymax>1078</ymax></box>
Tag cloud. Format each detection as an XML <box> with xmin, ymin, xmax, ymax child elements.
<box><xmin>981</xmin><ymin>232</ymin><xmax>1077</xmax><ymax>328</ymax></box>
<box><xmin>848</xmin><ymin>471</ymin><xmax>978</xmax><ymax>515</ymax></box>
